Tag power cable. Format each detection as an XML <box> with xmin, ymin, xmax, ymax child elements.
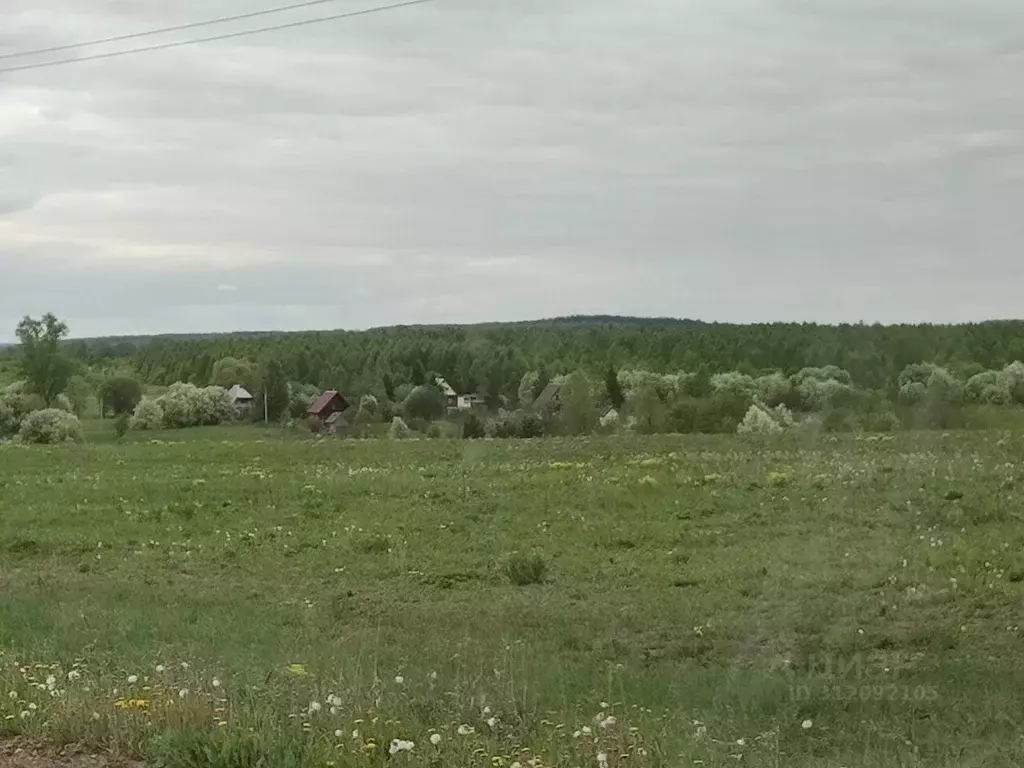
<box><xmin>0</xmin><ymin>0</ymin><xmax>433</xmax><ymax>75</ymax></box>
<box><xmin>0</xmin><ymin>0</ymin><xmax>346</xmax><ymax>61</ymax></box>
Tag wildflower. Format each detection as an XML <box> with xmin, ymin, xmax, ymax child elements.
<box><xmin>178</xmin><ymin>689</ymin><xmax>189</xmax><ymax>698</ymax></box>
<box><xmin>581</xmin><ymin>726</ymin><xmax>592</xmax><ymax>735</ymax></box>
<box><xmin>458</xmin><ymin>724</ymin><xmax>475</xmax><ymax>736</ymax></box>
<box><xmin>155</xmin><ymin>665</ymin><xmax>165</xmax><ymax>673</ymax></box>
<box><xmin>92</xmin><ymin>712</ymin><xmax>100</xmax><ymax>721</ymax></box>
<box><xmin>394</xmin><ymin>675</ymin><xmax>405</xmax><ymax>685</ymax></box>
<box><xmin>599</xmin><ymin>715</ymin><xmax>617</xmax><ymax>729</ymax></box>
<box><xmin>363</xmin><ymin>741</ymin><xmax>378</xmax><ymax>753</ymax></box>
<box><xmin>7</xmin><ymin>691</ymin><xmax>16</xmax><ymax>700</ymax></box>
<box><xmin>389</xmin><ymin>739</ymin><xmax>415</xmax><ymax>755</ymax></box>
<box><xmin>486</xmin><ymin>716</ymin><xmax>498</xmax><ymax>729</ymax></box>
<box><xmin>27</xmin><ymin>703</ymin><xmax>37</xmax><ymax>711</ymax></box>
<box><xmin>597</xmin><ymin>752</ymin><xmax>609</xmax><ymax>768</ymax></box>
<box><xmin>335</xmin><ymin>730</ymin><xmax>344</xmax><ymax>739</ymax></box>
<box><xmin>181</xmin><ymin>662</ymin><xmax>189</xmax><ymax>670</ymax></box>
<box><xmin>573</xmin><ymin>730</ymin><xmax>582</xmax><ymax>739</ymax></box>
<box><xmin>212</xmin><ymin>678</ymin><xmax>222</xmax><ymax>688</ymax></box>
<box><xmin>127</xmin><ymin>675</ymin><xmax>139</xmax><ymax>684</ymax></box>
<box><xmin>288</xmin><ymin>664</ymin><xmax>307</xmax><ymax>676</ymax></box>
<box><xmin>46</xmin><ymin>675</ymin><xmax>57</xmax><ymax>688</ymax></box>
<box><xmin>801</xmin><ymin>719</ymin><xmax>813</xmax><ymax>730</ymax></box>
<box><xmin>19</xmin><ymin>711</ymin><xmax>30</xmax><ymax>720</ymax></box>
<box><xmin>511</xmin><ymin>763</ymin><xmax>522</xmax><ymax>768</ymax></box>
<box><xmin>483</xmin><ymin>706</ymin><xmax>492</xmax><ymax>716</ymax></box>
<box><xmin>737</xmin><ymin>738</ymin><xmax>746</xmax><ymax>746</ymax></box>
<box><xmin>309</xmin><ymin>701</ymin><xmax>322</xmax><ymax>713</ymax></box>
<box><xmin>218</xmin><ymin>721</ymin><xmax>228</xmax><ymax>728</ymax></box>
<box><xmin>430</xmin><ymin>733</ymin><xmax>442</xmax><ymax>745</ymax></box>
<box><xmin>600</xmin><ymin>701</ymin><xmax>609</xmax><ymax>708</ymax></box>
<box><xmin>67</xmin><ymin>671</ymin><xmax>81</xmax><ymax>682</ymax></box>
<box><xmin>429</xmin><ymin>671</ymin><xmax>438</xmax><ymax>681</ymax></box>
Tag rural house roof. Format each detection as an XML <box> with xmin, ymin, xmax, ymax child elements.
<box><xmin>533</xmin><ymin>380</ymin><xmax>563</xmax><ymax>410</ymax></box>
<box><xmin>228</xmin><ymin>384</ymin><xmax>253</xmax><ymax>401</ymax></box>
<box><xmin>308</xmin><ymin>390</ymin><xmax>346</xmax><ymax>416</ymax></box>
<box><xmin>435</xmin><ymin>377</ymin><xmax>457</xmax><ymax>397</ymax></box>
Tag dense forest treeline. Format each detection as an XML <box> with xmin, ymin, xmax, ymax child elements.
<box><xmin>24</xmin><ymin>318</ymin><xmax>1024</xmax><ymax>399</ymax></box>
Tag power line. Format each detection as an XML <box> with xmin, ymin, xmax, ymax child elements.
<box><xmin>0</xmin><ymin>0</ymin><xmax>346</xmax><ymax>61</ymax></box>
<box><xmin>0</xmin><ymin>0</ymin><xmax>433</xmax><ymax>75</ymax></box>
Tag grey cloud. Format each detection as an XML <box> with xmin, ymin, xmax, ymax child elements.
<box><xmin>2</xmin><ymin>0</ymin><xmax>1024</xmax><ymax>340</ymax></box>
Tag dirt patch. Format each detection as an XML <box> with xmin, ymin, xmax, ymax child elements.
<box><xmin>0</xmin><ymin>744</ymin><xmax>143</xmax><ymax>768</ymax></box>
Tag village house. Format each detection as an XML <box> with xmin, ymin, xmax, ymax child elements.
<box><xmin>308</xmin><ymin>390</ymin><xmax>350</xmax><ymax>426</ymax></box>
<box><xmin>228</xmin><ymin>384</ymin><xmax>254</xmax><ymax>407</ymax></box>
<box><xmin>532</xmin><ymin>380</ymin><xmax>564</xmax><ymax>412</ymax></box>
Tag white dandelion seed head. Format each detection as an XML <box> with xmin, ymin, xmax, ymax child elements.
<box><xmin>334</xmin><ymin>729</ymin><xmax>344</xmax><ymax>739</ymax></box>
<box><xmin>212</xmin><ymin>678</ymin><xmax>222</xmax><ymax>688</ymax></box>
<box><xmin>599</xmin><ymin>715</ymin><xmax>617</xmax><ymax>729</ymax></box>
<box><xmin>802</xmin><ymin>719</ymin><xmax>813</xmax><ymax>730</ymax></box>
<box><xmin>457</xmin><ymin>724</ymin><xmax>474</xmax><ymax>736</ymax></box>
<box><xmin>351</xmin><ymin>729</ymin><xmax>361</xmax><ymax>741</ymax></box>
<box><xmin>155</xmin><ymin>665</ymin><xmax>165</xmax><ymax>673</ymax></box>
<box><xmin>8</xmin><ymin>691</ymin><xmax>17</xmax><ymax>700</ymax></box>
<box><xmin>389</xmin><ymin>739</ymin><xmax>414</xmax><ymax>755</ymax></box>
<box><xmin>394</xmin><ymin>675</ymin><xmax>405</xmax><ymax>685</ymax></box>
<box><xmin>430</xmin><ymin>733</ymin><xmax>442</xmax><ymax>745</ymax></box>
<box><xmin>178</xmin><ymin>689</ymin><xmax>189</xmax><ymax>698</ymax></box>
<box><xmin>486</xmin><ymin>716</ymin><xmax>497</xmax><ymax>728</ymax></box>
<box><xmin>309</xmin><ymin>701</ymin><xmax>322</xmax><ymax>713</ymax></box>
<box><xmin>67</xmin><ymin>671</ymin><xmax>81</xmax><ymax>682</ymax></box>
<box><xmin>581</xmin><ymin>726</ymin><xmax>592</xmax><ymax>735</ymax></box>
<box><xmin>597</xmin><ymin>752</ymin><xmax>609</xmax><ymax>767</ymax></box>
<box><xmin>46</xmin><ymin>675</ymin><xmax>57</xmax><ymax>687</ymax></box>
<box><xmin>127</xmin><ymin>675</ymin><xmax>138</xmax><ymax>684</ymax></box>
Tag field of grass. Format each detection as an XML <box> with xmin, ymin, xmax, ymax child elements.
<box><xmin>2</xmin><ymin>427</ymin><xmax>1024</xmax><ymax>766</ymax></box>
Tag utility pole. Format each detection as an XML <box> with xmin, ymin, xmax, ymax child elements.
<box><xmin>264</xmin><ymin>389</ymin><xmax>269</xmax><ymax>424</ymax></box>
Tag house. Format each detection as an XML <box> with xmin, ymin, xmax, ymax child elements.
<box><xmin>456</xmin><ymin>393</ymin><xmax>487</xmax><ymax>410</ymax></box>
<box><xmin>228</xmin><ymin>384</ymin><xmax>253</xmax><ymax>406</ymax></box>
<box><xmin>307</xmin><ymin>390</ymin><xmax>350</xmax><ymax>423</ymax></box>
<box><xmin>533</xmin><ymin>380</ymin><xmax>564</xmax><ymax>412</ymax></box>
<box><xmin>435</xmin><ymin>377</ymin><xmax>458</xmax><ymax>410</ymax></box>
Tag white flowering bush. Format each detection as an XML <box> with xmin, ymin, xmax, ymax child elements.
<box><xmin>18</xmin><ymin>408</ymin><xmax>84</xmax><ymax>444</ymax></box>
<box><xmin>130</xmin><ymin>397</ymin><xmax>164</xmax><ymax>430</ymax></box>
<box><xmin>710</xmin><ymin>371</ymin><xmax>756</xmax><ymax>401</ymax></box>
<box><xmin>388</xmin><ymin>416</ymin><xmax>411</xmax><ymax>439</ymax></box>
<box><xmin>789</xmin><ymin>366</ymin><xmax>855</xmax><ymax>411</ymax></box>
<box><xmin>898</xmin><ymin>363</ymin><xmax>963</xmax><ymax>405</ymax></box>
<box><xmin>965</xmin><ymin>363</ymin><xmax>1024</xmax><ymax>405</ymax></box>
<box><xmin>53</xmin><ymin>393</ymin><xmax>74</xmax><ymax>413</ymax></box>
<box><xmin>737</xmin><ymin>404</ymin><xmax>784</xmax><ymax>434</ymax></box>
<box><xmin>618</xmin><ymin>370</ymin><xmax>691</xmax><ymax>402</ymax></box>
<box><xmin>152</xmin><ymin>383</ymin><xmax>234</xmax><ymax>428</ymax></box>
<box><xmin>517</xmin><ymin>371</ymin><xmax>540</xmax><ymax>408</ymax></box>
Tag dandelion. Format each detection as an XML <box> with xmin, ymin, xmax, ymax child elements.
<box><xmin>45</xmin><ymin>675</ymin><xmax>57</xmax><ymax>688</ymax></box>
<box><xmin>288</xmin><ymin>664</ymin><xmax>307</xmax><ymax>676</ymax></box>
<box><xmin>212</xmin><ymin>678</ymin><xmax>222</xmax><ymax>688</ymax></box>
<box><xmin>363</xmin><ymin>741</ymin><xmax>378</xmax><ymax>753</ymax></box>
<box><xmin>737</xmin><ymin>738</ymin><xmax>746</xmax><ymax>746</ymax></box>
<box><xmin>801</xmin><ymin>719</ymin><xmax>813</xmax><ymax>730</ymax></box>
<box><xmin>127</xmin><ymin>675</ymin><xmax>139</xmax><ymax>684</ymax></box>
<box><xmin>511</xmin><ymin>763</ymin><xmax>522</xmax><ymax>768</ymax></box>
<box><xmin>67</xmin><ymin>671</ymin><xmax>81</xmax><ymax>682</ymax></box>
<box><xmin>352</xmin><ymin>730</ymin><xmax>361</xmax><ymax>741</ymax></box>
<box><xmin>600</xmin><ymin>715</ymin><xmax>617</xmax><ymax>729</ymax></box>
<box><xmin>486</xmin><ymin>716</ymin><xmax>498</xmax><ymax>729</ymax></box>
<box><xmin>394</xmin><ymin>675</ymin><xmax>405</xmax><ymax>685</ymax></box>
<box><xmin>483</xmin><ymin>706</ymin><xmax>492</xmax><ymax>716</ymax></box>
<box><xmin>328</xmin><ymin>694</ymin><xmax>343</xmax><ymax>708</ymax></box>
<box><xmin>597</xmin><ymin>752</ymin><xmax>609</xmax><ymax>768</ymax></box>
<box><xmin>309</xmin><ymin>701</ymin><xmax>322</xmax><ymax>713</ymax></box>
<box><xmin>389</xmin><ymin>739</ymin><xmax>414</xmax><ymax>755</ymax></box>
<box><xmin>573</xmin><ymin>730</ymin><xmax>582</xmax><ymax>739</ymax></box>
<box><xmin>91</xmin><ymin>712</ymin><xmax>100</xmax><ymax>721</ymax></box>
<box><xmin>181</xmin><ymin>662</ymin><xmax>189</xmax><ymax>670</ymax></box>
<box><xmin>178</xmin><ymin>689</ymin><xmax>189</xmax><ymax>698</ymax></box>
<box><xmin>155</xmin><ymin>665</ymin><xmax>165</xmax><ymax>673</ymax></box>
<box><xmin>27</xmin><ymin>703</ymin><xmax>37</xmax><ymax>711</ymax></box>
<box><xmin>582</xmin><ymin>725</ymin><xmax>592</xmax><ymax>735</ymax></box>
<box><xmin>458</xmin><ymin>724</ymin><xmax>475</xmax><ymax>736</ymax></box>
<box><xmin>7</xmin><ymin>691</ymin><xmax>16</xmax><ymax>700</ymax></box>
<box><xmin>430</xmin><ymin>733</ymin><xmax>442</xmax><ymax>745</ymax></box>
<box><xmin>218</xmin><ymin>721</ymin><xmax>228</xmax><ymax>728</ymax></box>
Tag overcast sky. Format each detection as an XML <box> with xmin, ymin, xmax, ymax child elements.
<box><xmin>1</xmin><ymin>0</ymin><xmax>1022</xmax><ymax>339</ymax></box>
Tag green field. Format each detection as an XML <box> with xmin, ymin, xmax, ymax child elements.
<box><xmin>2</xmin><ymin>428</ymin><xmax>1024</xmax><ymax>766</ymax></box>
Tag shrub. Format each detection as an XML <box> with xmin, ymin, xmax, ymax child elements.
<box><xmin>485</xmin><ymin>409</ymin><xmax>544</xmax><ymax>438</ymax></box>
<box><xmin>462</xmin><ymin>411</ymin><xmax>486</xmax><ymax>439</ymax></box>
<box><xmin>737</xmin><ymin>404</ymin><xmax>784</xmax><ymax>434</ymax></box>
<box><xmin>99</xmin><ymin>376</ymin><xmax>143</xmax><ymax>416</ymax></box>
<box><xmin>18</xmin><ymin>408</ymin><xmax>84</xmax><ymax>444</ymax></box>
<box><xmin>288</xmin><ymin>383</ymin><xmax>319</xmax><ymax>419</ymax></box>
<box><xmin>403</xmin><ymin>385</ymin><xmax>446</xmax><ymax>422</ymax></box>
<box><xmin>144</xmin><ymin>383</ymin><xmax>234</xmax><ymax>429</ymax></box>
<box><xmin>130</xmin><ymin>398</ymin><xmax>164</xmax><ymax>430</ymax></box>
<box><xmin>0</xmin><ymin>400</ymin><xmax>19</xmax><ymax>439</ymax></box>
<box><xmin>388</xmin><ymin>416</ymin><xmax>411</xmax><ymax>439</ymax></box>
<box><xmin>710</xmin><ymin>371</ymin><xmax>756</xmax><ymax>401</ymax></box>
<box><xmin>505</xmin><ymin>552</ymin><xmax>547</xmax><ymax>586</ymax></box>
<box><xmin>113</xmin><ymin>412</ymin><xmax>130</xmax><ymax>439</ymax></box>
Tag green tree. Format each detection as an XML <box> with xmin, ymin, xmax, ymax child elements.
<box><xmin>383</xmin><ymin>373</ymin><xmax>396</xmax><ymax>402</ymax></box>
<box><xmin>98</xmin><ymin>376</ymin><xmax>143</xmax><ymax>416</ymax></box>
<box><xmin>210</xmin><ymin>357</ymin><xmax>258</xmax><ymax>391</ymax></box>
<box><xmin>15</xmin><ymin>313</ymin><xmax>73</xmax><ymax>406</ymax></box>
<box><xmin>630</xmin><ymin>382</ymin><xmax>668</xmax><ymax>433</ymax></box>
<box><xmin>558</xmin><ymin>370</ymin><xmax>598</xmax><ymax>435</ymax></box>
<box><xmin>256</xmin><ymin>358</ymin><xmax>290</xmax><ymax>422</ymax></box>
<box><xmin>403</xmin><ymin>385</ymin><xmax>446</xmax><ymax>422</ymax></box>
<box><xmin>605</xmin><ymin>365</ymin><xmax>625</xmax><ymax>410</ymax></box>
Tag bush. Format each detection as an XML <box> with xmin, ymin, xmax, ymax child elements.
<box><xmin>99</xmin><ymin>376</ymin><xmax>143</xmax><ymax>416</ymax></box>
<box><xmin>388</xmin><ymin>416</ymin><xmax>411</xmax><ymax>439</ymax></box>
<box><xmin>505</xmin><ymin>552</ymin><xmax>547</xmax><ymax>586</ymax></box>
<box><xmin>485</xmin><ymin>409</ymin><xmax>544</xmax><ymax>438</ymax></box>
<box><xmin>18</xmin><ymin>408</ymin><xmax>84</xmax><ymax>444</ymax></box>
<box><xmin>737</xmin><ymin>404</ymin><xmax>784</xmax><ymax>434</ymax></box>
<box><xmin>288</xmin><ymin>383</ymin><xmax>319</xmax><ymax>419</ymax></box>
<box><xmin>462</xmin><ymin>412</ymin><xmax>486</xmax><ymax>439</ymax></box>
<box><xmin>403</xmin><ymin>385</ymin><xmax>446</xmax><ymax>422</ymax></box>
<box><xmin>143</xmin><ymin>383</ymin><xmax>234</xmax><ymax>429</ymax></box>
<box><xmin>113</xmin><ymin>412</ymin><xmax>130</xmax><ymax>439</ymax></box>
<box><xmin>130</xmin><ymin>398</ymin><xmax>164</xmax><ymax>430</ymax></box>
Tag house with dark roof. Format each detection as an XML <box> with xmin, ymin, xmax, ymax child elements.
<box><xmin>533</xmin><ymin>380</ymin><xmax>564</xmax><ymax>412</ymax></box>
<box><xmin>308</xmin><ymin>390</ymin><xmax>350</xmax><ymax>423</ymax></box>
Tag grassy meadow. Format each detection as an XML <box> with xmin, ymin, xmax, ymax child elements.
<box><xmin>2</xmin><ymin>427</ymin><xmax>1024</xmax><ymax>766</ymax></box>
